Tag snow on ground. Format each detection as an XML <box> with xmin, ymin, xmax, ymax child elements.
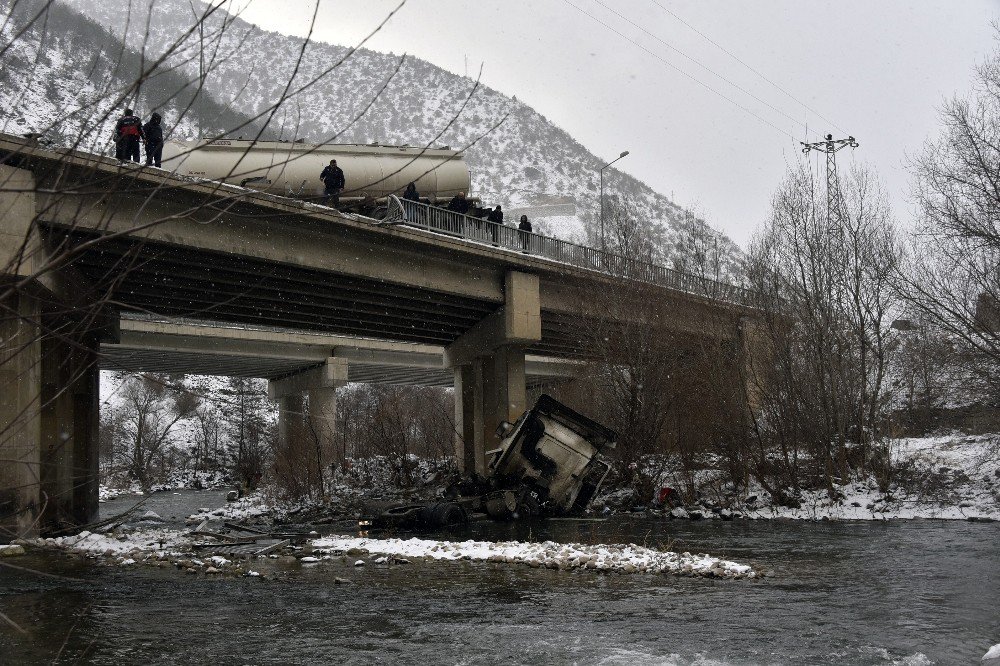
<box><xmin>23</xmin><ymin>528</ymin><xmax>754</xmax><ymax>579</ymax></box>
<box><xmin>741</xmin><ymin>434</ymin><xmax>1000</xmax><ymax>521</ymax></box>
<box><xmin>32</xmin><ymin>528</ymin><xmax>188</xmax><ymax>559</ymax></box>
<box><xmin>186</xmin><ymin>491</ymin><xmax>275</xmax><ymax>523</ymax></box>
<box><xmin>101</xmin><ymin>469</ymin><xmax>233</xmax><ymax>502</ymax></box>
<box><xmin>312</xmin><ymin>535</ymin><xmax>755</xmax><ymax>578</ymax></box>
<box><xmin>634</xmin><ymin>433</ymin><xmax>1000</xmax><ymax>522</ymax></box>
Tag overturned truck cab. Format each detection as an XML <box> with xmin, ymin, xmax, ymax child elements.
<box><xmin>372</xmin><ymin>395</ymin><xmax>617</xmax><ymax>529</ymax></box>
<box><xmin>461</xmin><ymin>394</ymin><xmax>618</xmax><ymax>520</ymax></box>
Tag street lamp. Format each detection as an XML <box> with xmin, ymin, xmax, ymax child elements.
<box><xmin>600</xmin><ymin>150</ymin><xmax>629</xmax><ymax>251</ymax></box>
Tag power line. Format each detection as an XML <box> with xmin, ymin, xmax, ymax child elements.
<box><xmin>648</xmin><ymin>0</ymin><xmax>848</xmax><ymax>136</ymax></box>
<box><xmin>589</xmin><ymin>0</ymin><xmax>817</xmax><ymax>138</ymax></box>
<box><xmin>559</xmin><ymin>0</ymin><xmax>799</xmax><ymax>142</ymax></box>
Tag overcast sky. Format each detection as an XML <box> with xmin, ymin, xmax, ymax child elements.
<box><xmin>229</xmin><ymin>0</ymin><xmax>999</xmax><ymax>246</ymax></box>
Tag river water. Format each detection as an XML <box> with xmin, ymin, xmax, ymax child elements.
<box><xmin>1</xmin><ymin>490</ymin><xmax>998</xmax><ymax>665</ymax></box>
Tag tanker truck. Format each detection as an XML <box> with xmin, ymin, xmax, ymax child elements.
<box><xmin>161</xmin><ymin>138</ymin><xmax>472</xmax><ymax>216</ymax></box>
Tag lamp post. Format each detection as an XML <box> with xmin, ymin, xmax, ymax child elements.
<box><xmin>599</xmin><ymin>150</ymin><xmax>629</xmax><ymax>251</ymax></box>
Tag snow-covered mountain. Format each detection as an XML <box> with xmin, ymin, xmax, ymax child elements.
<box><xmin>0</xmin><ymin>0</ymin><xmax>262</xmax><ymax>154</ymax></box>
<box><xmin>1</xmin><ymin>0</ymin><xmax>741</xmax><ymax>277</ymax></box>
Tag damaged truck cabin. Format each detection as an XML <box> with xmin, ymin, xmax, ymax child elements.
<box><xmin>483</xmin><ymin>394</ymin><xmax>617</xmax><ymax>518</ymax></box>
<box><xmin>374</xmin><ymin>395</ymin><xmax>617</xmax><ymax>528</ymax></box>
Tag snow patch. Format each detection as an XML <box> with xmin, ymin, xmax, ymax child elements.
<box><xmin>312</xmin><ymin>536</ymin><xmax>754</xmax><ymax>579</ymax></box>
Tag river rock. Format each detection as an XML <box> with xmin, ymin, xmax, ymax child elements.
<box><xmin>226</xmin><ymin>490</ymin><xmax>239</xmax><ymax>502</ymax></box>
<box><xmin>0</xmin><ymin>544</ymin><xmax>25</xmax><ymax>557</ymax></box>
<box><xmin>670</xmin><ymin>507</ymin><xmax>689</xmax><ymax>520</ymax></box>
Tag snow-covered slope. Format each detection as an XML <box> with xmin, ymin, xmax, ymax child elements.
<box><xmin>5</xmin><ymin>0</ymin><xmax>742</xmax><ymax>276</ymax></box>
<box><xmin>0</xmin><ymin>0</ymin><xmax>262</xmax><ymax>154</ymax></box>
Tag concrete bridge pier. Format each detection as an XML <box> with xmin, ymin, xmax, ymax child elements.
<box><xmin>268</xmin><ymin>357</ymin><xmax>348</xmax><ymax>457</ymax></box>
<box><xmin>447</xmin><ymin>272</ymin><xmax>541</xmax><ymax>475</ymax></box>
<box><xmin>1</xmin><ymin>165</ymin><xmax>106</xmax><ymax>537</ymax></box>
<box><xmin>0</xmin><ymin>293</ymin><xmax>104</xmax><ymax>537</ymax></box>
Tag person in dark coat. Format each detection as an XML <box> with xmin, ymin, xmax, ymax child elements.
<box><xmin>518</xmin><ymin>214</ymin><xmax>532</xmax><ymax>252</ymax></box>
<box><xmin>487</xmin><ymin>205</ymin><xmax>504</xmax><ymax>245</ymax></box>
<box><xmin>447</xmin><ymin>191</ymin><xmax>471</xmax><ymax>215</ymax></box>
<box><xmin>402</xmin><ymin>182</ymin><xmax>420</xmax><ymax>202</ymax></box>
<box><xmin>113</xmin><ymin>108</ymin><xmax>144</xmax><ymax>163</ymax></box>
<box><xmin>142</xmin><ymin>112</ymin><xmax>164</xmax><ymax>167</ymax></box>
<box><xmin>320</xmin><ymin>159</ymin><xmax>346</xmax><ymax>205</ymax></box>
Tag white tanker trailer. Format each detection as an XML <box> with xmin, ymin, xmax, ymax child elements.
<box><xmin>161</xmin><ymin>139</ymin><xmax>472</xmax><ymax>212</ymax></box>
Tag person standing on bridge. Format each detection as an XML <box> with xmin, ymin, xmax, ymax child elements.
<box><xmin>142</xmin><ymin>112</ymin><xmax>164</xmax><ymax>168</ymax></box>
<box><xmin>402</xmin><ymin>181</ymin><xmax>420</xmax><ymax>202</ymax></box>
<box><xmin>447</xmin><ymin>191</ymin><xmax>471</xmax><ymax>215</ymax></box>
<box><xmin>518</xmin><ymin>214</ymin><xmax>532</xmax><ymax>253</ymax></box>
<box><xmin>113</xmin><ymin>108</ymin><xmax>144</xmax><ymax>163</ymax></box>
<box><xmin>320</xmin><ymin>159</ymin><xmax>346</xmax><ymax>206</ymax></box>
<box><xmin>487</xmin><ymin>205</ymin><xmax>504</xmax><ymax>246</ymax></box>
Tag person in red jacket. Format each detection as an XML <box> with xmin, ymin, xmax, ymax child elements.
<box><xmin>113</xmin><ymin>108</ymin><xmax>144</xmax><ymax>163</ymax></box>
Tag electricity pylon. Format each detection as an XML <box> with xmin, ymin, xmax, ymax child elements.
<box><xmin>801</xmin><ymin>134</ymin><xmax>859</xmax><ymax>225</ymax></box>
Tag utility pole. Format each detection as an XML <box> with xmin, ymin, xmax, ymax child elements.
<box><xmin>800</xmin><ymin>134</ymin><xmax>858</xmax><ymax>225</ymax></box>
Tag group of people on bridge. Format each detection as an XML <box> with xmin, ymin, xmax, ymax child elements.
<box><xmin>113</xmin><ymin>108</ymin><xmax>164</xmax><ymax>167</ymax></box>
<box><xmin>316</xmin><ymin>161</ymin><xmax>535</xmax><ymax>252</ymax></box>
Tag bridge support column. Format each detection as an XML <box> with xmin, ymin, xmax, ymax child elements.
<box><xmin>269</xmin><ymin>357</ymin><xmax>348</xmax><ymax>460</ymax></box>
<box><xmin>0</xmin><ymin>293</ymin><xmax>101</xmax><ymax>537</ymax></box>
<box><xmin>277</xmin><ymin>394</ymin><xmax>304</xmax><ymax>449</ymax></box>
<box><xmin>307</xmin><ymin>386</ymin><xmax>338</xmax><ymax>454</ymax></box>
<box><xmin>453</xmin><ymin>362</ymin><xmax>484</xmax><ymax>475</ymax></box>
<box><xmin>39</xmin><ymin>319</ymin><xmax>100</xmax><ymax>532</ymax></box>
<box><xmin>479</xmin><ymin>345</ymin><xmax>527</xmax><ymax>456</ymax></box>
<box><xmin>737</xmin><ymin>316</ymin><xmax>769</xmax><ymax>412</ymax></box>
<box><xmin>447</xmin><ymin>272</ymin><xmax>540</xmax><ymax>475</ymax></box>
<box><xmin>1</xmin><ymin>165</ymin><xmax>102</xmax><ymax>537</ymax></box>
<box><xmin>0</xmin><ymin>293</ymin><xmax>43</xmax><ymax>537</ymax></box>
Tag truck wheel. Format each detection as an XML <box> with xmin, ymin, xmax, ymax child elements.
<box><xmin>421</xmin><ymin>502</ymin><xmax>466</xmax><ymax>527</ymax></box>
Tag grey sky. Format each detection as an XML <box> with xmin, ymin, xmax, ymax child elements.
<box><xmin>231</xmin><ymin>0</ymin><xmax>999</xmax><ymax>246</ymax></box>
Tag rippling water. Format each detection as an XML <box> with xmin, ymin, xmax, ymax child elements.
<box><xmin>1</xmin><ymin>491</ymin><xmax>997</xmax><ymax>664</ymax></box>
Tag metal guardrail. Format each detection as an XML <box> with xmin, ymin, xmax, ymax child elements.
<box><xmin>385</xmin><ymin>196</ymin><xmax>757</xmax><ymax>307</ymax></box>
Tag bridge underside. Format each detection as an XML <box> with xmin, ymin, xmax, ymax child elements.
<box><xmin>55</xmin><ymin>227</ymin><xmax>592</xmax><ymax>358</ymax></box>
<box><xmin>100</xmin><ymin>317</ymin><xmax>580</xmax><ymax>389</ymax></box>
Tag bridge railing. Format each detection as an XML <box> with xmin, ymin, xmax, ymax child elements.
<box><xmin>385</xmin><ymin>196</ymin><xmax>757</xmax><ymax>307</ymax></box>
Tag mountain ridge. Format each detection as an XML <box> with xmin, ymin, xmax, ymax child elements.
<box><xmin>1</xmin><ymin>0</ymin><xmax>742</xmax><ymax>278</ymax></box>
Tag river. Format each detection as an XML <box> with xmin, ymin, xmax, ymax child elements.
<box><xmin>1</xmin><ymin>490</ymin><xmax>997</xmax><ymax>664</ymax></box>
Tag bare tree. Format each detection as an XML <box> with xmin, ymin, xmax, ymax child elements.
<box><xmin>219</xmin><ymin>376</ymin><xmax>272</xmax><ymax>493</ymax></box>
<box><xmin>743</xmin><ymin>161</ymin><xmax>901</xmax><ymax>498</ymax></box>
<box><xmin>904</xmin><ymin>39</ymin><xmax>1000</xmax><ymax>409</ymax></box>
<box><xmin>111</xmin><ymin>372</ymin><xmax>195</xmax><ymax>489</ymax></box>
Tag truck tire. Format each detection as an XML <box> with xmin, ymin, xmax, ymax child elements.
<box><xmin>421</xmin><ymin>502</ymin><xmax>466</xmax><ymax>527</ymax></box>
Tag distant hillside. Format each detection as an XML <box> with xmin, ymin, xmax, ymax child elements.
<box><xmin>2</xmin><ymin>0</ymin><xmax>741</xmax><ymax>278</ymax></box>
<box><xmin>0</xmin><ymin>0</ymin><xmax>261</xmax><ymax>153</ymax></box>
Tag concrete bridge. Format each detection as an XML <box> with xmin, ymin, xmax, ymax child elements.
<box><xmin>0</xmin><ymin>133</ymin><xmax>759</xmax><ymax>536</ymax></box>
